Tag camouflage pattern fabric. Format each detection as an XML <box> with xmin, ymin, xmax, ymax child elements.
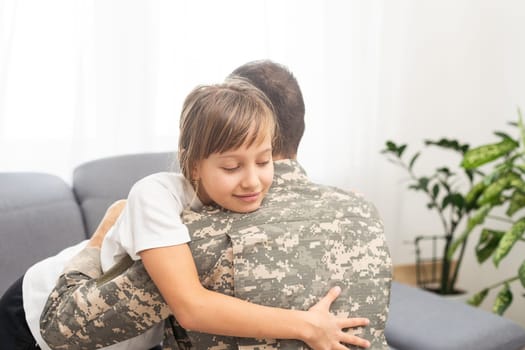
<box><xmin>40</xmin><ymin>159</ymin><xmax>391</xmax><ymax>350</ymax></box>
<box><xmin>40</xmin><ymin>251</ymin><xmax>170</xmax><ymax>349</ymax></box>
<box><xmin>180</xmin><ymin>159</ymin><xmax>392</xmax><ymax>349</ymax></box>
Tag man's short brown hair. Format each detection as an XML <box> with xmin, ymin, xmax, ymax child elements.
<box><xmin>230</xmin><ymin>60</ymin><xmax>305</xmax><ymax>159</ymax></box>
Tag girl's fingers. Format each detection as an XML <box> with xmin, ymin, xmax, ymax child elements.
<box><xmin>337</xmin><ymin>317</ymin><xmax>370</xmax><ymax>329</ymax></box>
<box><xmin>313</xmin><ymin>286</ymin><xmax>342</xmax><ymax>311</ymax></box>
<box><xmin>339</xmin><ymin>332</ymin><xmax>371</xmax><ymax>348</ymax></box>
<box><xmin>334</xmin><ymin>343</ymin><xmax>351</xmax><ymax>350</ymax></box>
<box><xmin>307</xmin><ymin>287</ymin><xmax>372</xmax><ymax>349</ymax></box>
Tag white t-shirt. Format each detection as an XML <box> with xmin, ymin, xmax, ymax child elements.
<box><xmin>22</xmin><ymin>172</ymin><xmax>200</xmax><ymax>350</ymax></box>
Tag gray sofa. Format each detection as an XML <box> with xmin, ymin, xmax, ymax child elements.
<box><xmin>2</xmin><ymin>152</ymin><xmax>525</xmax><ymax>350</ymax></box>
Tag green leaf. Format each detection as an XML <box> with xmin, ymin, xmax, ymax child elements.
<box><xmin>492</xmin><ymin>283</ymin><xmax>513</xmax><ymax>315</ymax></box>
<box><xmin>470</xmin><ymin>203</ymin><xmax>492</xmax><ymax>227</ymax></box>
<box><xmin>418</xmin><ymin>177</ymin><xmax>430</xmax><ymax>191</ymax></box>
<box><xmin>425</xmin><ymin>138</ymin><xmax>469</xmax><ymax>154</ymax></box>
<box><xmin>493</xmin><ymin>217</ymin><xmax>525</xmax><ymax>267</ymax></box>
<box><xmin>450</xmin><ymin>193</ymin><xmax>465</xmax><ymax>209</ymax></box>
<box><xmin>432</xmin><ymin>184</ymin><xmax>439</xmax><ymax>199</ymax></box>
<box><xmin>507</xmin><ymin>190</ymin><xmax>525</xmax><ymax>217</ymax></box>
<box><xmin>439</xmin><ymin>178</ymin><xmax>451</xmax><ymax>192</ymax></box>
<box><xmin>465</xmin><ymin>169</ymin><xmax>475</xmax><ymax>183</ymax></box>
<box><xmin>475</xmin><ymin>229</ymin><xmax>504</xmax><ymax>263</ymax></box>
<box><xmin>515</xmin><ymin>164</ymin><xmax>525</xmax><ymax>175</ymax></box>
<box><xmin>447</xmin><ymin>204</ymin><xmax>492</xmax><ymax>259</ymax></box>
<box><xmin>482</xmin><ymin>164</ymin><xmax>511</xmax><ymax>186</ymax></box>
<box><xmin>436</xmin><ymin>167</ymin><xmax>452</xmax><ymax>176</ymax></box>
<box><xmin>397</xmin><ymin>144</ymin><xmax>407</xmax><ymax>158</ymax></box>
<box><xmin>468</xmin><ymin>289</ymin><xmax>489</xmax><ymax>307</ymax></box>
<box><xmin>477</xmin><ymin>173</ymin><xmax>514</xmax><ymax>206</ymax></box>
<box><xmin>519</xmin><ymin>260</ymin><xmax>525</xmax><ymax>288</ymax></box>
<box><xmin>442</xmin><ymin>193</ymin><xmax>465</xmax><ymax>210</ymax></box>
<box><xmin>409</xmin><ymin>152</ymin><xmax>420</xmax><ymax>170</ymax></box>
<box><xmin>461</xmin><ymin>138</ymin><xmax>519</xmax><ymax>170</ymax></box>
<box><xmin>442</xmin><ymin>194</ymin><xmax>452</xmax><ymax>210</ymax></box>
<box><xmin>493</xmin><ymin>131</ymin><xmax>513</xmax><ymax>140</ymax></box>
<box><xmin>510</xmin><ymin>176</ymin><xmax>525</xmax><ymax>194</ymax></box>
<box><xmin>465</xmin><ymin>181</ymin><xmax>486</xmax><ymax>208</ymax></box>
<box><xmin>382</xmin><ymin>141</ymin><xmax>399</xmax><ymax>155</ymax></box>
<box><xmin>386</xmin><ymin>141</ymin><xmax>396</xmax><ymax>149</ymax></box>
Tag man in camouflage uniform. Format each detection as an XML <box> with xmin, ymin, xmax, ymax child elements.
<box><xmin>40</xmin><ymin>60</ymin><xmax>392</xmax><ymax>349</ymax></box>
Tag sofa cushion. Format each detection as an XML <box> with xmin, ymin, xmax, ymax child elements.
<box><xmin>0</xmin><ymin>173</ymin><xmax>86</xmax><ymax>295</ymax></box>
<box><xmin>385</xmin><ymin>282</ymin><xmax>525</xmax><ymax>350</ymax></box>
<box><xmin>73</xmin><ymin>152</ymin><xmax>176</xmax><ymax>235</ymax></box>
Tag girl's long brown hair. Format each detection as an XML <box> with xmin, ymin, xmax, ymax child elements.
<box><xmin>178</xmin><ymin>78</ymin><xmax>278</xmax><ymax>181</ymax></box>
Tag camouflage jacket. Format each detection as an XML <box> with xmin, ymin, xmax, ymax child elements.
<box><xmin>40</xmin><ymin>160</ymin><xmax>391</xmax><ymax>350</ymax></box>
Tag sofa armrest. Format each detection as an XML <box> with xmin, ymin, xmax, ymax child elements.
<box><xmin>385</xmin><ymin>282</ymin><xmax>525</xmax><ymax>350</ymax></box>
<box><xmin>0</xmin><ymin>173</ymin><xmax>86</xmax><ymax>295</ymax></box>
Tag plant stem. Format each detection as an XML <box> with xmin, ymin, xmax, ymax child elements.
<box><xmin>449</xmin><ymin>234</ymin><xmax>467</xmax><ymax>292</ymax></box>
<box><xmin>400</xmin><ymin>158</ymin><xmax>455</xmax><ymax>293</ymax></box>
<box><xmin>518</xmin><ymin>108</ymin><xmax>525</xmax><ymax>157</ymax></box>
<box><xmin>485</xmin><ymin>276</ymin><xmax>520</xmax><ymax>291</ymax></box>
<box><xmin>400</xmin><ymin>160</ymin><xmax>450</xmax><ymax>235</ymax></box>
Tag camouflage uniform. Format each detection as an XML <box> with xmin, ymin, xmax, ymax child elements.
<box><xmin>40</xmin><ymin>160</ymin><xmax>391</xmax><ymax>350</ymax></box>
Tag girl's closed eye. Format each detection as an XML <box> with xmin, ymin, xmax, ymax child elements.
<box><xmin>221</xmin><ymin>165</ymin><xmax>240</xmax><ymax>172</ymax></box>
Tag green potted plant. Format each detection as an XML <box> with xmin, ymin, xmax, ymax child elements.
<box><xmin>381</xmin><ymin>138</ymin><xmax>479</xmax><ymax>295</ymax></box>
<box><xmin>447</xmin><ymin>112</ymin><xmax>525</xmax><ymax>314</ymax></box>
<box><xmin>382</xmin><ymin>111</ymin><xmax>525</xmax><ymax>313</ymax></box>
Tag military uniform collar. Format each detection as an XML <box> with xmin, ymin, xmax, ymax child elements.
<box><xmin>273</xmin><ymin>159</ymin><xmax>309</xmax><ymax>185</ymax></box>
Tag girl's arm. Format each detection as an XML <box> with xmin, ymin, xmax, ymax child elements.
<box><xmin>141</xmin><ymin>244</ymin><xmax>371</xmax><ymax>349</ymax></box>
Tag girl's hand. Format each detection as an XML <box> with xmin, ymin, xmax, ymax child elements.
<box><xmin>304</xmin><ymin>286</ymin><xmax>371</xmax><ymax>349</ymax></box>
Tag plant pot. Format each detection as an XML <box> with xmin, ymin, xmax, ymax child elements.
<box><xmin>393</xmin><ymin>259</ymin><xmax>463</xmax><ymax>296</ymax></box>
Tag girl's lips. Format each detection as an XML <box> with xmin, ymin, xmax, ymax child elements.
<box><xmin>234</xmin><ymin>192</ymin><xmax>260</xmax><ymax>202</ymax></box>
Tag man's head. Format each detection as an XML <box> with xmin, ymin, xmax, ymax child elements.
<box><xmin>229</xmin><ymin>60</ymin><xmax>305</xmax><ymax>160</ymax></box>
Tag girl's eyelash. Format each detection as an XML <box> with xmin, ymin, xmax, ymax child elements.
<box><xmin>221</xmin><ymin>161</ymin><xmax>269</xmax><ymax>171</ymax></box>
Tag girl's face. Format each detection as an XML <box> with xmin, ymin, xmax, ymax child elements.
<box><xmin>193</xmin><ymin>130</ymin><xmax>273</xmax><ymax>213</ymax></box>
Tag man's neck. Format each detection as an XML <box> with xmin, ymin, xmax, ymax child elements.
<box><xmin>273</xmin><ymin>153</ymin><xmax>296</xmax><ymax>161</ymax></box>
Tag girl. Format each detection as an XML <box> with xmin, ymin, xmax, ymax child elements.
<box><xmin>2</xmin><ymin>79</ymin><xmax>369</xmax><ymax>350</ymax></box>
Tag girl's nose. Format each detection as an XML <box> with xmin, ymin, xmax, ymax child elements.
<box><xmin>240</xmin><ymin>166</ymin><xmax>260</xmax><ymax>190</ymax></box>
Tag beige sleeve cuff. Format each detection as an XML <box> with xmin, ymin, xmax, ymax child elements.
<box><xmin>63</xmin><ymin>247</ymin><xmax>103</xmax><ymax>279</ymax></box>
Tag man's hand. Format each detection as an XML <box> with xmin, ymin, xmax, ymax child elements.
<box><xmin>305</xmin><ymin>286</ymin><xmax>371</xmax><ymax>349</ymax></box>
<box><xmin>87</xmin><ymin>200</ymin><xmax>127</xmax><ymax>248</ymax></box>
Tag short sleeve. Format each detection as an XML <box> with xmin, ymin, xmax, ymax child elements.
<box><xmin>106</xmin><ymin>174</ymin><xmax>192</xmax><ymax>262</ymax></box>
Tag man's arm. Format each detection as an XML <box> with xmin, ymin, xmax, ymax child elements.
<box><xmin>40</xmin><ymin>200</ymin><xmax>172</xmax><ymax>349</ymax></box>
<box><xmin>40</xmin><ymin>253</ymin><xmax>170</xmax><ymax>348</ymax></box>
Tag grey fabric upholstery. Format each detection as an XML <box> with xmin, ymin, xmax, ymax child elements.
<box><xmin>0</xmin><ymin>173</ymin><xmax>85</xmax><ymax>295</ymax></box>
<box><xmin>386</xmin><ymin>282</ymin><xmax>525</xmax><ymax>350</ymax></box>
<box><xmin>73</xmin><ymin>152</ymin><xmax>176</xmax><ymax>235</ymax></box>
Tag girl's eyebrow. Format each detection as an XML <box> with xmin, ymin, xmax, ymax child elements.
<box><xmin>217</xmin><ymin>148</ymin><xmax>272</xmax><ymax>159</ymax></box>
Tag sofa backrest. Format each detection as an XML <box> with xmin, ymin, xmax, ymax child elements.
<box><xmin>0</xmin><ymin>173</ymin><xmax>86</xmax><ymax>295</ymax></box>
<box><xmin>73</xmin><ymin>152</ymin><xmax>177</xmax><ymax>235</ymax></box>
